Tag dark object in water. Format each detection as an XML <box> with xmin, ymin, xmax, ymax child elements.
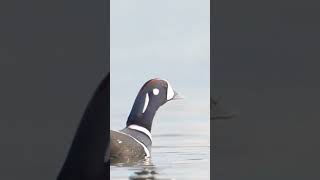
<box><xmin>110</xmin><ymin>79</ymin><xmax>181</xmax><ymax>164</ymax></box>
<box><xmin>57</xmin><ymin>75</ymin><xmax>110</xmax><ymax>180</ymax></box>
<box><xmin>211</xmin><ymin>97</ymin><xmax>235</xmax><ymax>120</ymax></box>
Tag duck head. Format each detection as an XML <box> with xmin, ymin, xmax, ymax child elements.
<box><xmin>126</xmin><ymin>78</ymin><xmax>182</xmax><ymax>132</ymax></box>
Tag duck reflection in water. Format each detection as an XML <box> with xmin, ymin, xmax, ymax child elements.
<box><xmin>112</xmin><ymin>159</ymin><xmax>161</xmax><ymax>180</ymax></box>
<box><xmin>129</xmin><ymin>162</ymin><xmax>158</xmax><ymax>180</ymax></box>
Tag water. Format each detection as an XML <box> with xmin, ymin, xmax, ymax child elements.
<box><xmin>111</xmin><ymin>116</ymin><xmax>210</xmax><ymax>180</ymax></box>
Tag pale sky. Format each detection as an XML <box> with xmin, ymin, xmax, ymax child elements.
<box><xmin>110</xmin><ymin>0</ymin><xmax>210</xmax><ymax>129</ymax></box>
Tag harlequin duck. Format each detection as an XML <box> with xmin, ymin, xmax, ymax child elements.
<box><xmin>110</xmin><ymin>78</ymin><xmax>182</xmax><ymax>163</ymax></box>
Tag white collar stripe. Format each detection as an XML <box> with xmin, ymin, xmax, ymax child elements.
<box><xmin>116</xmin><ymin>130</ymin><xmax>150</xmax><ymax>157</ymax></box>
<box><xmin>128</xmin><ymin>124</ymin><xmax>152</xmax><ymax>141</ymax></box>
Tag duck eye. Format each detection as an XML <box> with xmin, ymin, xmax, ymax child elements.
<box><xmin>153</xmin><ymin>88</ymin><xmax>159</xmax><ymax>95</ymax></box>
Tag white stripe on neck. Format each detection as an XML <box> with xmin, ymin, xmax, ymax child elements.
<box><xmin>128</xmin><ymin>124</ymin><xmax>152</xmax><ymax>141</ymax></box>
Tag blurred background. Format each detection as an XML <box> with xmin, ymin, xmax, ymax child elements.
<box><xmin>0</xmin><ymin>0</ymin><xmax>107</xmax><ymax>179</ymax></box>
<box><xmin>213</xmin><ymin>0</ymin><xmax>320</xmax><ymax>179</ymax></box>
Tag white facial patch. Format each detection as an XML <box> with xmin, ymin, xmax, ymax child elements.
<box><xmin>165</xmin><ymin>80</ymin><xmax>175</xmax><ymax>100</ymax></box>
<box><xmin>142</xmin><ymin>93</ymin><xmax>149</xmax><ymax>113</ymax></box>
<box><xmin>153</xmin><ymin>88</ymin><xmax>159</xmax><ymax>95</ymax></box>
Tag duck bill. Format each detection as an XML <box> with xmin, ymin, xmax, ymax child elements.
<box><xmin>172</xmin><ymin>90</ymin><xmax>184</xmax><ymax>100</ymax></box>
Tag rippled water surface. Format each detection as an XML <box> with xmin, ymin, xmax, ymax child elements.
<box><xmin>111</xmin><ymin>115</ymin><xmax>210</xmax><ymax>180</ymax></box>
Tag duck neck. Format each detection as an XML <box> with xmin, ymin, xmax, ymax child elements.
<box><xmin>126</xmin><ymin>93</ymin><xmax>158</xmax><ymax>132</ymax></box>
<box><xmin>127</xmin><ymin>109</ymin><xmax>156</xmax><ymax>132</ymax></box>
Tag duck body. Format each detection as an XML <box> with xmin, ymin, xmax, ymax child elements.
<box><xmin>110</xmin><ymin>130</ymin><xmax>145</xmax><ymax>162</ymax></box>
<box><xmin>110</xmin><ymin>127</ymin><xmax>151</xmax><ymax>163</ymax></box>
<box><xmin>110</xmin><ymin>79</ymin><xmax>180</xmax><ymax>163</ymax></box>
